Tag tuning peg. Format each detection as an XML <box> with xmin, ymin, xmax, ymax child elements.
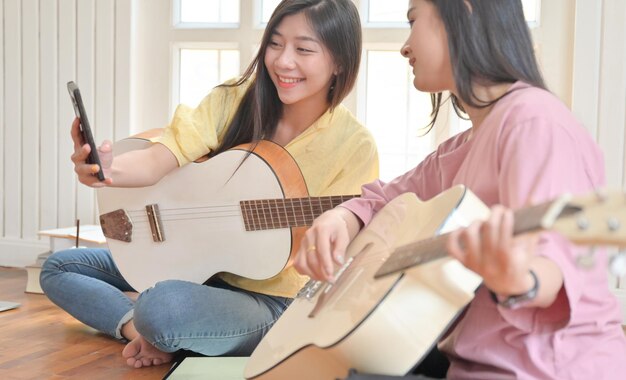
<box><xmin>576</xmin><ymin>216</ymin><xmax>590</xmax><ymax>231</ymax></box>
<box><xmin>576</xmin><ymin>246</ymin><xmax>596</xmax><ymax>269</ymax></box>
<box><xmin>607</xmin><ymin>217</ymin><xmax>621</xmax><ymax>232</ymax></box>
<box><xmin>609</xmin><ymin>252</ymin><xmax>626</xmax><ymax>278</ymax></box>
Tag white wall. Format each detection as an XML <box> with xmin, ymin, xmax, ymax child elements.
<box><xmin>531</xmin><ymin>0</ymin><xmax>575</xmax><ymax>106</ymax></box>
<box><xmin>571</xmin><ymin>0</ymin><xmax>626</xmax><ymax>315</ymax></box>
<box><xmin>0</xmin><ymin>0</ymin><xmax>132</xmax><ymax>266</ymax></box>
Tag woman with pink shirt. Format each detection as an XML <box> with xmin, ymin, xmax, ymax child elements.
<box><xmin>294</xmin><ymin>0</ymin><xmax>626</xmax><ymax>379</ymax></box>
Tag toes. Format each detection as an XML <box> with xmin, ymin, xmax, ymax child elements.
<box><xmin>122</xmin><ymin>339</ymin><xmax>141</xmax><ymax>359</ymax></box>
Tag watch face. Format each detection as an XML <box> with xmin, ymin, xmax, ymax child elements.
<box><xmin>489</xmin><ymin>270</ymin><xmax>539</xmax><ymax>309</ymax></box>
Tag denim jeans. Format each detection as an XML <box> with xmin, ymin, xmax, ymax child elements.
<box><xmin>40</xmin><ymin>248</ymin><xmax>292</xmax><ymax>356</ymax></box>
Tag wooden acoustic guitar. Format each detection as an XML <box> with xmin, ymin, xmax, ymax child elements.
<box><xmin>97</xmin><ymin>131</ymin><xmax>357</xmax><ymax>292</ymax></box>
<box><xmin>244</xmin><ymin>185</ymin><xmax>626</xmax><ymax>380</ymax></box>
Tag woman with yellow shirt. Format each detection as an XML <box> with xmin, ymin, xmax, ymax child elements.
<box><xmin>40</xmin><ymin>0</ymin><xmax>378</xmax><ymax>369</ymax></box>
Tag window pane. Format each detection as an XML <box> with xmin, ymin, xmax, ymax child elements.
<box><xmin>180</xmin><ymin>0</ymin><xmax>239</xmax><ymax>23</ymax></box>
<box><xmin>365</xmin><ymin>50</ymin><xmax>434</xmax><ymax>181</ymax></box>
<box><xmin>522</xmin><ymin>0</ymin><xmax>540</xmax><ymax>24</ymax></box>
<box><xmin>219</xmin><ymin>50</ymin><xmax>240</xmax><ymax>83</ymax></box>
<box><xmin>368</xmin><ymin>0</ymin><xmax>408</xmax><ymax>23</ymax></box>
<box><xmin>262</xmin><ymin>0</ymin><xmax>282</xmax><ymax>23</ymax></box>
<box><xmin>367</xmin><ymin>0</ymin><xmax>540</xmax><ymax>26</ymax></box>
<box><xmin>179</xmin><ymin>49</ymin><xmax>240</xmax><ymax>107</ymax></box>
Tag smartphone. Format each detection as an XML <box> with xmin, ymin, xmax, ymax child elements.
<box><xmin>67</xmin><ymin>81</ymin><xmax>106</xmax><ymax>181</ymax></box>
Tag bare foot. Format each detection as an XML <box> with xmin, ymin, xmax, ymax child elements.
<box><xmin>122</xmin><ymin>335</ymin><xmax>173</xmax><ymax>368</ymax></box>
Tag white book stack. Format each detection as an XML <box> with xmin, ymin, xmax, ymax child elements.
<box><xmin>26</xmin><ymin>225</ymin><xmax>107</xmax><ymax>294</ymax></box>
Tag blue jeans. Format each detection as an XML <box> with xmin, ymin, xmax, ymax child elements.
<box><xmin>40</xmin><ymin>248</ymin><xmax>292</xmax><ymax>356</ymax></box>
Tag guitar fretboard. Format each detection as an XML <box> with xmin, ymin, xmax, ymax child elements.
<box><xmin>373</xmin><ymin>199</ymin><xmax>573</xmax><ymax>278</ymax></box>
<box><xmin>240</xmin><ymin>195</ymin><xmax>359</xmax><ymax>231</ymax></box>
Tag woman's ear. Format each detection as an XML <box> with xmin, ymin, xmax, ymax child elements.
<box><xmin>334</xmin><ymin>63</ymin><xmax>342</xmax><ymax>76</ymax></box>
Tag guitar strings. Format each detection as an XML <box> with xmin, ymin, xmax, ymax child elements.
<box><xmin>117</xmin><ymin>205</ymin><xmax>330</xmax><ymax>225</ymax></box>
<box><xmin>112</xmin><ymin>206</ymin><xmax>327</xmax><ymax>243</ymax></box>
<box><xmin>111</xmin><ymin>195</ymin><xmax>356</xmax><ymax>221</ymax></box>
<box><xmin>117</xmin><ymin>213</ymin><xmax>451</xmax><ymax>280</ymax></box>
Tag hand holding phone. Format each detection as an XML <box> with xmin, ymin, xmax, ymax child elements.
<box><xmin>67</xmin><ymin>81</ymin><xmax>106</xmax><ymax>181</ymax></box>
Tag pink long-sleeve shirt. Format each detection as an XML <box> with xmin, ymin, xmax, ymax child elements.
<box><xmin>342</xmin><ymin>82</ymin><xmax>626</xmax><ymax>379</ymax></box>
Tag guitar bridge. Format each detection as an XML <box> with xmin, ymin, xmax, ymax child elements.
<box><xmin>146</xmin><ymin>204</ymin><xmax>165</xmax><ymax>242</ymax></box>
<box><xmin>100</xmin><ymin>209</ymin><xmax>133</xmax><ymax>242</ymax></box>
<box><xmin>297</xmin><ymin>279</ymin><xmax>324</xmax><ymax>300</ymax></box>
<box><xmin>296</xmin><ymin>255</ymin><xmax>357</xmax><ymax>302</ymax></box>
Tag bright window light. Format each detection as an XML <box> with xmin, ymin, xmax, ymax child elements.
<box><xmin>179</xmin><ymin>49</ymin><xmax>240</xmax><ymax>107</ymax></box>
<box><xmin>365</xmin><ymin>0</ymin><xmax>540</xmax><ymax>27</ymax></box>
<box><xmin>364</xmin><ymin>50</ymin><xmax>435</xmax><ymax>181</ymax></box>
<box><xmin>179</xmin><ymin>0</ymin><xmax>239</xmax><ymax>24</ymax></box>
<box><xmin>522</xmin><ymin>0</ymin><xmax>541</xmax><ymax>26</ymax></box>
<box><xmin>367</xmin><ymin>0</ymin><xmax>409</xmax><ymax>23</ymax></box>
<box><xmin>261</xmin><ymin>0</ymin><xmax>281</xmax><ymax>23</ymax></box>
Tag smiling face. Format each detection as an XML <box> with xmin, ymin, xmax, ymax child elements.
<box><xmin>401</xmin><ymin>0</ymin><xmax>455</xmax><ymax>93</ymax></box>
<box><xmin>264</xmin><ymin>12</ymin><xmax>338</xmax><ymax>110</ymax></box>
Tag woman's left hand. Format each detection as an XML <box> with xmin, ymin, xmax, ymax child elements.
<box><xmin>446</xmin><ymin>205</ymin><xmax>538</xmax><ymax>296</ymax></box>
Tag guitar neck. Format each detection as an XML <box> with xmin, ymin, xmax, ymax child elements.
<box><xmin>373</xmin><ymin>198</ymin><xmax>580</xmax><ymax>278</ymax></box>
<box><xmin>241</xmin><ymin>195</ymin><xmax>359</xmax><ymax>231</ymax></box>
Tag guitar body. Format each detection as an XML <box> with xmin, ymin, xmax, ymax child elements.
<box><xmin>245</xmin><ymin>186</ymin><xmax>489</xmax><ymax>379</ymax></box>
<box><xmin>97</xmin><ymin>136</ymin><xmax>308</xmax><ymax>292</ymax></box>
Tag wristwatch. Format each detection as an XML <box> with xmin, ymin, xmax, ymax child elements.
<box><xmin>489</xmin><ymin>270</ymin><xmax>539</xmax><ymax>309</ymax></box>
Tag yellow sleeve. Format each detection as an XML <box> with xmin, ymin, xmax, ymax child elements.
<box><xmin>322</xmin><ymin>128</ymin><xmax>379</xmax><ymax>196</ymax></box>
<box><xmin>155</xmin><ymin>79</ymin><xmax>248</xmax><ymax>166</ymax></box>
<box><xmin>301</xmin><ymin>105</ymin><xmax>379</xmax><ymax>197</ymax></box>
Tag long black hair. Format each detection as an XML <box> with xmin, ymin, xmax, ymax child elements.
<box><xmin>428</xmin><ymin>0</ymin><xmax>546</xmax><ymax>129</ymax></box>
<box><xmin>211</xmin><ymin>0</ymin><xmax>362</xmax><ymax>156</ymax></box>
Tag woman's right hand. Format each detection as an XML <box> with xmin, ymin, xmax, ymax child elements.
<box><xmin>70</xmin><ymin>117</ymin><xmax>113</xmax><ymax>188</ymax></box>
<box><xmin>294</xmin><ymin>207</ymin><xmax>361</xmax><ymax>282</ymax></box>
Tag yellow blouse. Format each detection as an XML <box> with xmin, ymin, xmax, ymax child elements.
<box><xmin>155</xmin><ymin>79</ymin><xmax>379</xmax><ymax>297</ymax></box>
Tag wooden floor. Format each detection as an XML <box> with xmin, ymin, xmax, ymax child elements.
<box><xmin>1</xmin><ymin>266</ymin><xmax>625</xmax><ymax>379</ymax></box>
<box><xmin>0</xmin><ymin>267</ymin><xmax>170</xmax><ymax>380</ymax></box>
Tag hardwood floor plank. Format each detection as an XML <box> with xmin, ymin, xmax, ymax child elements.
<box><xmin>0</xmin><ymin>267</ymin><xmax>169</xmax><ymax>379</ymax></box>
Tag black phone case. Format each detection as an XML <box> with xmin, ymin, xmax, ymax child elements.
<box><xmin>67</xmin><ymin>81</ymin><xmax>106</xmax><ymax>181</ymax></box>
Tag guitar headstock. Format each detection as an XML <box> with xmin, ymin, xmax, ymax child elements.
<box><xmin>514</xmin><ymin>189</ymin><xmax>626</xmax><ymax>276</ymax></box>
<box><xmin>547</xmin><ymin>190</ymin><xmax>626</xmax><ymax>247</ymax></box>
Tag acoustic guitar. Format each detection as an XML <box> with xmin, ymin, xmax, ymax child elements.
<box><xmin>97</xmin><ymin>132</ymin><xmax>357</xmax><ymax>292</ymax></box>
<box><xmin>244</xmin><ymin>185</ymin><xmax>626</xmax><ymax>380</ymax></box>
